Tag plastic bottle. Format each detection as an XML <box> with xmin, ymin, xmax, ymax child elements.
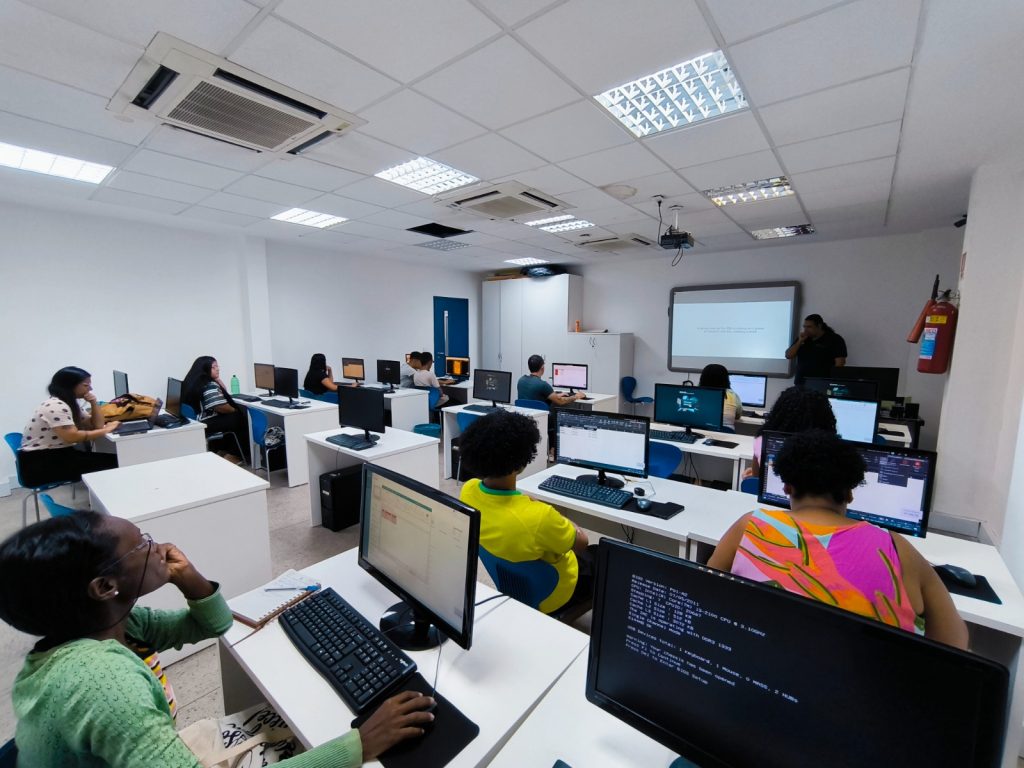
<box><xmin>575</xmin><ymin>319</ymin><xmax>581</xmax><ymax>332</ymax></box>
<box><xmin>230</xmin><ymin>374</ymin><xmax>240</xmax><ymax>395</ymax></box>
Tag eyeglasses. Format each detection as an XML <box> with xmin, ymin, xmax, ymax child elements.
<box><xmin>97</xmin><ymin>533</ymin><xmax>153</xmax><ymax>575</ymax></box>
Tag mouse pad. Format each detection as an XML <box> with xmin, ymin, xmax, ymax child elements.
<box><xmin>626</xmin><ymin>499</ymin><xmax>684</xmax><ymax>520</ymax></box>
<box><xmin>705</xmin><ymin>439</ymin><xmax>738</xmax><ymax>449</ymax></box>
<box><xmin>350</xmin><ymin>672</ymin><xmax>479</xmax><ymax>768</ymax></box>
<box><xmin>933</xmin><ymin>569</ymin><xmax>1002</xmax><ymax>604</ymax></box>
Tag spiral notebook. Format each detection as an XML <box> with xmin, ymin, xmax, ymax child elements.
<box><xmin>230</xmin><ymin>569</ymin><xmax>321</xmax><ymax>628</ymax></box>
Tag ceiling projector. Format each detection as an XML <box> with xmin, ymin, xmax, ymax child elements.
<box><xmin>660</xmin><ymin>228</ymin><xmax>695</xmax><ymax>250</ymax></box>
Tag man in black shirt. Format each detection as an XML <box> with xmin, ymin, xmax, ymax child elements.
<box><xmin>786</xmin><ymin>314</ymin><xmax>848</xmax><ymax>384</ymax></box>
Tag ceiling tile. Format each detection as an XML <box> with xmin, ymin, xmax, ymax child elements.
<box><xmin>655</xmin><ymin>191</ymin><xmax>716</xmax><ymax>213</ymax></box>
<box><xmin>0</xmin><ymin>111</ymin><xmax>135</xmax><ymax>166</ymax></box>
<box><xmin>107</xmin><ymin>170</ymin><xmax>213</xmax><ymax>204</ymax></box>
<box><xmin>303</xmin><ymin>193</ymin><xmax>386</xmax><ymax>220</ymax></box>
<box><xmin>558</xmin><ymin>186</ymin><xmax>618</xmax><ymax>209</ymax></box>
<box><xmin>142</xmin><ymin>126</ymin><xmax>271</xmax><ymax>173</ymax></box>
<box><xmin>612</xmin><ymin>171</ymin><xmax>695</xmax><ymax>204</ymax></box>
<box><xmin>804</xmin><ymin>200</ymin><xmax>887</xmax><ymax>224</ymax></box>
<box><xmin>200</xmin><ymin>192</ymin><xmax>288</xmax><ymax>218</ymax></box>
<box><xmin>255</xmin><ymin>156</ymin><xmax>363</xmax><ymax>192</ymax></box>
<box><xmin>434</xmin><ymin>133</ymin><xmax>545</xmax><ymax>180</ymax></box>
<box><xmin>500</xmin><ymin>100</ymin><xmax>631</xmax><ymax>162</ymax></box>
<box><xmin>669</xmin><ymin>208</ymin><xmax>744</xmax><ymax>237</ymax></box>
<box><xmin>229</xmin><ymin>17</ymin><xmax>399</xmax><ymax>113</ymax></box>
<box><xmin>92</xmin><ymin>187</ymin><xmax>189</xmax><ymax>214</ymax></box>
<box><xmin>517</xmin><ymin>0</ymin><xmax>716</xmax><ymax>94</ymax></box>
<box><xmin>558</xmin><ymin>143</ymin><xmax>668</xmax><ymax>187</ymax></box>
<box><xmin>474</xmin><ymin>0</ymin><xmax>562</xmax><ymax>27</ymax></box>
<box><xmin>306</xmin><ymin>132</ymin><xmax>416</xmax><ymax>176</ymax></box>
<box><xmin>793</xmin><ymin>156</ymin><xmax>895</xmax><ymax>209</ymax></box>
<box><xmin>332</xmin><ymin>220</ymin><xmax>425</xmax><ymax>243</ymax></box>
<box><xmin>645</xmin><ymin>112</ymin><xmax>769</xmax><ymax>169</ymax></box>
<box><xmin>679</xmin><ymin>150</ymin><xmax>784</xmax><ymax>192</ymax></box>
<box><xmin>177</xmin><ymin>206</ymin><xmax>264</xmax><ymax>228</ymax></box>
<box><xmin>723</xmin><ymin>195</ymin><xmax>806</xmax><ymax>226</ymax></box>
<box><xmin>359</xmin><ymin>209</ymin><xmax>433</xmax><ymax>231</ymax></box>
<box><xmin>706</xmin><ymin>0</ymin><xmax>844</xmax><ymax>44</ymax></box>
<box><xmin>695</xmin><ymin>232</ymin><xmax>759</xmax><ymax>250</ymax></box>
<box><xmin>494</xmin><ymin>165</ymin><xmax>590</xmax><ymax>196</ymax></box>
<box><xmin>416</xmin><ymin>37</ymin><xmax>578</xmax><ymax>129</ymax></box>
<box><xmin>356</xmin><ymin>90</ymin><xmax>487</xmax><ymax>155</ymax></box>
<box><xmin>0</xmin><ymin>165</ymin><xmax>98</xmax><ymax>200</ymax></box>
<box><xmin>122</xmin><ymin>150</ymin><xmax>244</xmax><ymax>189</ymax></box>
<box><xmin>223</xmin><ymin>175</ymin><xmax>321</xmax><ymax>206</ymax></box>
<box><xmin>729</xmin><ymin>0</ymin><xmax>921</xmax><ymax>105</ymax></box>
<box><xmin>777</xmin><ymin>121</ymin><xmax>901</xmax><ymax>174</ymax></box>
<box><xmin>331</xmin><ymin>176</ymin><xmax>426</xmax><ymax>207</ymax></box>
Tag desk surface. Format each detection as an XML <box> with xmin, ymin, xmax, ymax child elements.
<box><xmin>83</xmin><ymin>452</ymin><xmax>268</xmax><ymax>522</ymax></box>
<box><xmin>305</xmin><ymin>426</ymin><xmax>438</xmax><ymax>459</ymax></box>
<box><xmin>650</xmin><ymin>422</ymin><xmax>755</xmax><ymax>461</ymax></box>
<box><xmin>102</xmin><ymin>418</ymin><xmax>206</xmax><ymax>443</ymax></box>
<box><xmin>442</xmin><ymin>402</ymin><xmax>549</xmax><ymax>416</ymax></box>
<box><xmin>244</xmin><ymin>398</ymin><xmax>336</xmax><ymax>415</ymax></box>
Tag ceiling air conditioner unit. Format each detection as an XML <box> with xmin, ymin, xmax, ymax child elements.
<box><xmin>108</xmin><ymin>33</ymin><xmax>365</xmax><ymax>154</ymax></box>
<box><xmin>575</xmin><ymin>233</ymin><xmax>656</xmax><ymax>254</ymax></box>
<box><xmin>436</xmin><ymin>181</ymin><xmax>571</xmax><ymax>220</ymax></box>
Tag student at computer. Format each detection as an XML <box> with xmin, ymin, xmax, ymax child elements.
<box><xmin>698</xmin><ymin>363</ymin><xmax>742</xmax><ymax>430</ymax></box>
<box><xmin>745</xmin><ymin>386</ymin><xmax>837</xmax><ymax>478</ymax></box>
<box><xmin>411</xmin><ymin>352</ymin><xmax>451</xmax><ymax>406</ymax></box>
<box><xmin>709</xmin><ymin>430</ymin><xmax>968</xmax><ymax>649</ymax></box>
<box><xmin>303</xmin><ymin>353</ymin><xmax>339</xmax><ymax>394</ymax></box>
<box><xmin>458</xmin><ymin>410</ymin><xmax>595</xmax><ymax>614</ymax></box>
<box><xmin>182</xmin><ymin>356</ymin><xmax>249</xmax><ymax>464</ymax></box>
<box><xmin>18</xmin><ymin>366</ymin><xmax>119</xmax><ymax>487</ymax></box>
<box><xmin>0</xmin><ymin>512</ymin><xmax>436</xmax><ymax>767</ymax></box>
<box><xmin>516</xmin><ymin>355</ymin><xmax>585</xmax><ymax>406</ymax></box>
<box><xmin>399</xmin><ymin>351</ymin><xmax>421</xmax><ymax>388</ymax></box>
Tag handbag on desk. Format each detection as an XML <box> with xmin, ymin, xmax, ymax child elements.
<box><xmin>100</xmin><ymin>393</ymin><xmax>161</xmax><ymax>422</ymax></box>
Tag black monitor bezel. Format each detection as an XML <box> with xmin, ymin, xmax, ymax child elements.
<box><xmin>804</xmin><ymin>376</ymin><xmax>880</xmax><ymax>402</ymax></box>
<box><xmin>341</xmin><ymin>357</ymin><xmax>366</xmax><ymax>382</ymax></box>
<box><xmin>357</xmin><ymin>463</ymin><xmax>480</xmax><ymax>650</ymax></box>
<box><xmin>471</xmin><ymin>368</ymin><xmax>512</xmax><ymax>404</ymax></box>
<box><xmin>337</xmin><ymin>385</ymin><xmax>386</xmax><ymax>435</ymax></box>
<box><xmin>112</xmin><ymin>370</ymin><xmax>129</xmax><ymax>399</ymax></box>
<box><xmin>653</xmin><ymin>383</ymin><xmax>725</xmax><ymax>432</ymax></box>
<box><xmin>585</xmin><ymin>539</ymin><xmax>1008</xmax><ymax>768</ymax></box>
<box><xmin>254</xmin><ymin>362</ymin><xmax>276</xmax><ymax>391</ymax></box>
<box><xmin>828</xmin><ymin>366</ymin><xmax>899</xmax><ymax>401</ymax></box>
<box><xmin>273</xmin><ymin>367</ymin><xmax>299</xmax><ymax>399</ymax></box>
<box><xmin>828</xmin><ymin>394</ymin><xmax>880</xmax><ymax>444</ymax></box>
<box><xmin>376</xmin><ymin>359</ymin><xmax>401</xmax><ymax>386</ymax></box>
<box><xmin>555</xmin><ymin>409</ymin><xmax>651</xmax><ymax>480</ymax></box>
<box><xmin>551</xmin><ymin>362</ymin><xmax>589</xmax><ymax>390</ymax></box>
<box><xmin>728</xmin><ymin>373</ymin><xmax>767</xmax><ymax>408</ymax></box>
<box><xmin>445</xmin><ymin>356</ymin><xmax>471</xmax><ymax>378</ymax></box>
<box><xmin>165</xmin><ymin>377</ymin><xmax>183</xmax><ymax>418</ymax></box>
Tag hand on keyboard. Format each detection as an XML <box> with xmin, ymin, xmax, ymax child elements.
<box><xmin>358</xmin><ymin>691</ymin><xmax>437</xmax><ymax>760</ymax></box>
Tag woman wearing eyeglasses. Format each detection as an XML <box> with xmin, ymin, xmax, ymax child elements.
<box><xmin>0</xmin><ymin>512</ymin><xmax>435</xmax><ymax>767</ymax></box>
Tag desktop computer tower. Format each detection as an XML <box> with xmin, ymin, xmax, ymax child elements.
<box><xmin>319</xmin><ymin>465</ymin><xmax>362</xmax><ymax>531</ymax></box>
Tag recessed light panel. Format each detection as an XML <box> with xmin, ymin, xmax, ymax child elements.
<box><xmin>271</xmin><ymin>208</ymin><xmax>347</xmax><ymax>228</ymax></box>
<box><xmin>415</xmin><ymin>240</ymin><xmax>471</xmax><ymax>251</ymax></box>
<box><xmin>375</xmin><ymin>157</ymin><xmax>478</xmax><ymax>195</ymax></box>
<box><xmin>540</xmin><ymin>219</ymin><xmax>594</xmax><ymax>233</ymax></box>
<box><xmin>703</xmin><ymin>177</ymin><xmax>794</xmax><ymax>207</ymax></box>
<box><xmin>751</xmin><ymin>224</ymin><xmax>815</xmax><ymax>240</ymax></box>
<box><xmin>524</xmin><ymin>214</ymin><xmax>574</xmax><ymax>227</ymax></box>
<box><xmin>505</xmin><ymin>257</ymin><xmax>550</xmax><ymax>266</ymax></box>
<box><xmin>0</xmin><ymin>141</ymin><xmax>114</xmax><ymax>183</ymax></box>
<box><xmin>595</xmin><ymin>50</ymin><xmax>747</xmax><ymax>137</ymax></box>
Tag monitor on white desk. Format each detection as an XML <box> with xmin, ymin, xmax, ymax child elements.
<box><xmin>828</xmin><ymin>396</ymin><xmax>879</xmax><ymax>444</ymax></box>
<box><xmin>113</xmin><ymin>370</ymin><xmax>129</xmax><ymax>398</ymax></box>
<box><xmin>555</xmin><ymin>410</ymin><xmax>649</xmax><ymax>490</ymax></box>
<box><xmin>729</xmin><ymin>374</ymin><xmax>766</xmax><ymax>408</ymax></box>
<box><xmin>551</xmin><ymin>362</ymin><xmax>588</xmax><ymax>393</ymax></box>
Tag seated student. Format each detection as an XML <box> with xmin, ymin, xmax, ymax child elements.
<box><xmin>303</xmin><ymin>353</ymin><xmax>338</xmax><ymax>395</ymax></box>
<box><xmin>182</xmin><ymin>356</ymin><xmax>250</xmax><ymax>465</ymax></box>
<box><xmin>18</xmin><ymin>367</ymin><xmax>119</xmax><ymax>487</ymax></box>
<box><xmin>458</xmin><ymin>411</ymin><xmax>595</xmax><ymax>614</ymax></box>
<box><xmin>709</xmin><ymin>430</ymin><xmax>968</xmax><ymax>649</ymax></box>
<box><xmin>411</xmin><ymin>352</ymin><xmax>451</xmax><ymax>407</ymax></box>
<box><xmin>745</xmin><ymin>386</ymin><xmax>836</xmax><ymax>478</ymax></box>
<box><xmin>516</xmin><ymin>355</ymin><xmax>585</xmax><ymax>407</ymax></box>
<box><xmin>698</xmin><ymin>363</ymin><xmax>742</xmax><ymax>430</ymax></box>
<box><xmin>0</xmin><ymin>512</ymin><xmax>435</xmax><ymax>767</ymax></box>
<box><xmin>399</xmin><ymin>352</ymin><xmax>422</xmax><ymax>389</ymax></box>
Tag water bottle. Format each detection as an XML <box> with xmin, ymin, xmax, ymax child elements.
<box><xmin>230</xmin><ymin>374</ymin><xmax>240</xmax><ymax>395</ymax></box>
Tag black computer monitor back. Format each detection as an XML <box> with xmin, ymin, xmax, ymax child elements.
<box><xmin>338</xmin><ymin>386</ymin><xmax>386</xmax><ymax>434</ymax></box>
<box><xmin>829</xmin><ymin>366</ymin><xmax>899</xmax><ymax>401</ymax></box>
<box><xmin>113</xmin><ymin>370</ymin><xmax>129</xmax><ymax>398</ymax></box>
<box><xmin>274</xmin><ymin>367</ymin><xmax>299</xmax><ymax>399</ymax></box>
<box><xmin>165</xmin><ymin>377</ymin><xmax>183</xmax><ymax>418</ymax></box>
<box><xmin>376</xmin><ymin>359</ymin><xmax>400</xmax><ymax>386</ymax></box>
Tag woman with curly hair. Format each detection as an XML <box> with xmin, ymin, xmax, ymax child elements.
<box><xmin>458</xmin><ymin>410</ymin><xmax>595</xmax><ymax>613</ymax></box>
<box><xmin>709</xmin><ymin>430</ymin><xmax>967</xmax><ymax>648</ymax></box>
<box><xmin>745</xmin><ymin>386</ymin><xmax>837</xmax><ymax>478</ymax></box>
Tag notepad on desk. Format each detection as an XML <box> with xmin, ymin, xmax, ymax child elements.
<box><xmin>229</xmin><ymin>569</ymin><xmax>321</xmax><ymax>628</ymax></box>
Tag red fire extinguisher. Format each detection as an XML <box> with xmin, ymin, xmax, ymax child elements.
<box><xmin>907</xmin><ymin>274</ymin><xmax>958</xmax><ymax>374</ymax></box>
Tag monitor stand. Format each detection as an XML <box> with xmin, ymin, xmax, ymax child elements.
<box><xmin>384</xmin><ymin>383</ymin><xmax>395</xmax><ymax>393</ymax></box>
<box><xmin>575</xmin><ymin>469</ymin><xmax>625</xmax><ymax>490</ymax></box>
<box><xmin>684</xmin><ymin>426</ymin><xmax>704</xmax><ymax>440</ymax></box>
<box><xmin>262</xmin><ymin>388</ymin><xmax>274</xmax><ymax>397</ymax></box>
<box><xmin>363</xmin><ymin>429</ymin><xmax>381</xmax><ymax>444</ymax></box>
<box><xmin>380</xmin><ymin>601</ymin><xmax>444</xmax><ymax>651</ymax></box>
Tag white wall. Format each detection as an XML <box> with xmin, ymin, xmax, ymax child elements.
<box><xmin>579</xmin><ymin>228</ymin><xmax>963</xmax><ymax>450</ymax></box>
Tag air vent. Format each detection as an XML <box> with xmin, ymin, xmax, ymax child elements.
<box><xmin>406</xmin><ymin>222</ymin><xmax>473</xmax><ymax>238</ymax></box>
<box><xmin>436</xmin><ymin>181</ymin><xmax>571</xmax><ymax>220</ymax></box>
<box><xmin>109</xmin><ymin>33</ymin><xmax>365</xmax><ymax>154</ymax></box>
<box><xmin>575</xmin><ymin>234</ymin><xmax>655</xmax><ymax>253</ymax></box>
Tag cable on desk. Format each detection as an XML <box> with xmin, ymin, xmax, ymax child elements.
<box><xmin>620</xmin><ymin>524</ymin><xmax>635</xmax><ymax>544</ymax></box>
<box><xmin>475</xmin><ymin>594</ymin><xmax>506</xmax><ymax>607</ymax></box>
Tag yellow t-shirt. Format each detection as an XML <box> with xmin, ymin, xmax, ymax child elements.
<box><xmin>460</xmin><ymin>478</ymin><xmax>578</xmax><ymax>613</ymax></box>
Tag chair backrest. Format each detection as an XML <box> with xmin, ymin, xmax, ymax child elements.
<box><xmin>0</xmin><ymin>738</ymin><xmax>17</xmax><ymax>767</ymax></box>
<box><xmin>40</xmin><ymin>493</ymin><xmax>76</xmax><ymax>517</ymax></box>
<box><xmin>299</xmin><ymin>388</ymin><xmax>317</xmax><ymax>400</ymax></box>
<box><xmin>249</xmin><ymin>408</ymin><xmax>269</xmax><ymax>447</ymax></box>
<box><xmin>621</xmin><ymin>376</ymin><xmax>638</xmax><ymax>401</ymax></box>
<box><xmin>478</xmin><ymin>548</ymin><xmax>560</xmax><ymax>611</ymax></box>
<box><xmin>427</xmin><ymin>388</ymin><xmax>441</xmax><ymax>409</ymax></box>
<box><xmin>181</xmin><ymin>403</ymin><xmax>197</xmax><ymax>421</ymax></box>
<box><xmin>719</xmin><ymin>425</ymin><xmax>736</xmax><ymax>434</ymax></box>
<box><xmin>648</xmin><ymin>441</ymin><xmax>684</xmax><ymax>479</ymax></box>
<box><xmin>740</xmin><ymin>476</ymin><xmax>760</xmax><ymax>495</ymax></box>
<box><xmin>514</xmin><ymin>398</ymin><xmax>549</xmax><ymax>411</ymax></box>
<box><xmin>456</xmin><ymin>411</ymin><xmax>480</xmax><ymax>432</ymax></box>
<box><xmin>4</xmin><ymin>432</ymin><xmax>22</xmax><ymax>455</ymax></box>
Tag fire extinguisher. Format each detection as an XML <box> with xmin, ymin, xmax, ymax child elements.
<box><xmin>907</xmin><ymin>274</ymin><xmax>958</xmax><ymax>374</ymax></box>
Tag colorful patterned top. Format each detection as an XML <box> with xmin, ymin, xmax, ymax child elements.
<box><xmin>731</xmin><ymin>508</ymin><xmax>924</xmax><ymax>634</ymax></box>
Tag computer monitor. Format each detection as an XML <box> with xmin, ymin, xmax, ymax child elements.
<box><xmin>757</xmin><ymin>431</ymin><xmax>937</xmax><ymax>537</ymax></box>
<box><xmin>113</xmin><ymin>370</ymin><xmax>129</xmax><ymax>398</ymax></box>
<box><xmin>829</xmin><ymin>396</ymin><xmax>879</xmax><ymax>443</ymax></box>
<box><xmin>445</xmin><ymin>356</ymin><xmax>470</xmax><ymax>379</ymax></box>
<box><xmin>729</xmin><ymin>374</ymin><xmax>766</xmax><ymax>408</ymax></box>
<box><xmin>358</xmin><ymin>463</ymin><xmax>480</xmax><ymax>651</ymax></box>
<box><xmin>653</xmin><ymin>384</ymin><xmax>724</xmax><ymax>437</ymax></box>
<box><xmin>829</xmin><ymin>365</ymin><xmax>900</xmax><ymax>402</ymax></box>
<box><xmin>376</xmin><ymin>359</ymin><xmax>400</xmax><ymax>392</ymax></box>
<box><xmin>472</xmin><ymin>369</ymin><xmax>512</xmax><ymax>407</ymax></box>
<box><xmin>337</xmin><ymin>386</ymin><xmax>386</xmax><ymax>443</ymax></box>
<box><xmin>164</xmin><ymin>377</ymin><xmax>186</xmax><ymax>425</ymax></box>
<box><xmin>254</xmin><ymin>363</ymin><xmax>275</xmax><ymax>395</ymax></box>
<box><xmin>341</xmin><ymin>357</ymin><xmax>365</xmax><ymax>383</ymax></box>
<box><xmin>273</xmin><ymin>367</ymin><xmax>299</xmax><ymax>404</ymax></box>
<box><xmin>586</xmin><ymin>539</ymin><xmax>1008</xmax><ymax>768</ymax></box>
<box><xmin>555</xmin><ymin>410</ymin><xmax>649</xmax><ymax>489</ymax></box>
<box><xmin>803</xmin><ymin>376</ymin><xmax>879</xmax><ymax>401</ymax></box>
<box><xmin>551</xmin><ymin>362</ymin><xmax>588</xmax><ymax>393</ymax></box>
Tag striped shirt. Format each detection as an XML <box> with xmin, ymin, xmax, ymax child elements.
<box><xmin>199</xmin><ymin>382</ymin><xmax>228</xmax><ymax>419</ymax></box>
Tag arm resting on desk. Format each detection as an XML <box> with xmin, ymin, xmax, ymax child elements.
<box><xmin>892</xmin><ymin>536</ymin><xmax>969</xmax><ymax>650</ymax></box>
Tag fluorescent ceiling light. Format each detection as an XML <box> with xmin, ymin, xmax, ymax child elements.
<box><xmin>539</xmin><ymin>218</ymin><xmax>594</xmax><ymax>233</ymax></box>
<box><xmin>375</xmin><ymin>157</ymin><xmax>478</xmax><ymax>195</ymax></box>
<box><xmin>595</xmin><ymin>50</ymin><xmax>747</xmax><ymax>137</ymax></box>
<box><xmin>505</xmin><ymin>257</ymin><xmax>550</xmax><ymax>266</ymax></box>
<box><xmin>0</xmin><ymin>141</ymin><xmax>113</xmax><ymax>183</ymax></box>
<box><xmin>271</xmin><ymin>208</ymin><xmax>347</xmax><ymax>228</ymax></box>
<box><xmin>524</xmin><ymin>214</ymin><xmax>574</xmax><ymax>227</ymax></box>
<box><xmin>703</xmin><ymin>177</ymin><xmax>794</xmax><ymax>207</ymax></box>
<box><xmin>751</xmin><ymin>225</ymin><xmax>815</xmax><ymax>240</ymax></box>
<box><xmin>416</xmin><ymin>239</ymin><xmax>471</xmax><ymax>251</ymax></box>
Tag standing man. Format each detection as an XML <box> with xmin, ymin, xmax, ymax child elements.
<box><xmin>786</xmin><ymin>314</ymin><xmax>848</xmax><ymax>384</ymax></box>
<box><xmin>517</xmin><ymin>355</ymin><xmax>586</xmax><ymax>406</ymax></box>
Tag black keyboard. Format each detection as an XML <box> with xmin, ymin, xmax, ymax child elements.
<box><xmin>232</xmin><ymin>394</ymin><xmax>261</xmax><ymax>402</ymax></box>
<box><xmin>650</xmin><ymin>429</ymin><xmax>701</xmax><ymax>444</ymax></box>
<box><xmin>262</xmin><ymin>398</ymin><xmax>308</xmax><ymax>409</ymax></box>
<box><xmin>114</xmin><ymin>420</ymin><xmax>151</xmax><ymax>435</ymax></box>
<box><xmin>327</xmin><ymin>433</ymin><xmax>377</xmax><ymax>451</ymax></box>
<box><xmin>877</xmin><ymin>428</ymin><xmax>900</xmax><ymax>436</ymax></box>
<box><xmin>280</xmin><ymin>588</ymin><xmax>417</xmax><ymax>714</ymax></box>
<box><xmin>464</xmin><ymin>404</ymin><xmax>501</xmax><ymax>414</ymax></box>
<box><xmin>537</xmin><ymin>475</ymin><xmax>633</xmax><ymax>509</ymax></box>
<box><xmin>153</xmin><ymin>413</ymin><xmax>184</xmax><ymax>429</ymax></box>
<box><xmin>741</xmin><ymin>410</ymin><xmax>760</xmax><ymax>418</ymax></box>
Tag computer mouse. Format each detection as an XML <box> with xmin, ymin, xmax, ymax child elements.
<box><xmin>703</xmin><ymin>438</ymin><xmax>715</xmax><ymax>445</ymax></box>
<box><xmin>935</xmin><ymin>563</ymin><xmax>977</xmax><ymax>589</ymax></box>
<box><xmin>636</xmin><ymin>498</ymin><xmax>652</xmax><ymax>511</ymax></box>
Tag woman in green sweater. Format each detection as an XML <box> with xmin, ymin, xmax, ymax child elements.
<box><xmin>0</xmin><ymin>511</ymin><xmax>434</xmax><ymax>767</ymax></box>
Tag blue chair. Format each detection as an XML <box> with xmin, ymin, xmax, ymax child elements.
<box><xmin>182</xmin><ymin>405</ymin><xmax>246</xmax><ymax>460</ymax></box>
<box><xmin>478</xmin><ymin>548</ymin><xmax>591</xmax><ymax>620</ymax></box>
<box><xmin>622</xmin><ymin>377</ymin><xmax>654</xmax><ymax>414</ymax></box>
<box><xmin>740</xmin><ymin>476</ymin><xmax>759</xmax><ymax>495</ymax></box>
<box><xmin>648</xmin><ymin>441</ymin><xmax>683</xmax><ymax>479</ymax></box>
<box><xmin>0</xmin><ymin>738</ymin><xmax>17</xmax><ymax>767</ymax></box>
<box><xmin>454</xmin><ymin>411</ymin><xmax>481</xmax><ymax>481</ymax></box>
<box><xmin>719</xmin><ymin>425</ymin><xmax>736</xmax><ymax>434</ymax></box>
<box><xmin>40</xmin><ymin>493</ymin><xmax>78</xmax><ymax>517</ymax></box>
<box><xmin>299</xmin><ymin>388</ymin><xmax>338</xmax><ymax>404</ymax></box>
<box><xmin>412</xmin><ymin>389</ymin><xmax>443</xmax><ymax>438</ymax></box>
<box><xmin>248</xmin><ymin>408</ymin><xmax>283</xmax><ymax>473</ymax></box>
<box><xmin>5</xmin><ymin>432</ymin><xmax>72</xmax><ymax>527</ymax></box>
<box><xmin>514</xmin><ymin>398</ymin><xmax>549</xmax><ymax>411</ymax></box>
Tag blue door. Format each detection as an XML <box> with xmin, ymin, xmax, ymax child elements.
<box><xmin>433</xmin><ymin>296</ymin><xmax>469</xmax><ymax>376</ymax></box>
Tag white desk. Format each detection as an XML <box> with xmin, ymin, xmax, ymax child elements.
<box><xmin>218</xmin><ymin>550</ymin><xmax>588</xmax><ymax>767</ymax></box>
<box><xmin>738</xmin><ymin>412</ymin><xmax>913</xmax><ymax>447</ymax></box>
<box><xmin>84</xmin><ymin>452</ymin><xmax>271</xmax><ymax>664</ymax></box>
<box><xmin>95</xmin><ymin>419</ymin><xmax>207</xmax><ymax>467</ymax></box>
<box><xmin>553</xmin><ymin>391</ymin><xmax>617</xmax><ymax>412</ymax></box>
<box><xmin>304</xmin><ymin>427</ymin><xmax>440</xmax><ymax>526</ymax></box>
<box><xmin>651</xmin><ymin>423</ymin><xmax>754</xmax><ymax>490</ymax></box>
<box><xmin>242</xmin><ymin>399</ymin><xmax>338</xmax><ymax>487</ymax></box>
<box><xmin>441</xmin><ymin>403</ymin><xmax>549</xmax><ymax>480</ymax></box>
<box><xmin>383</xmin><ymin>388</ymin><xmax>428</xmax><ymax>431</ymax></box>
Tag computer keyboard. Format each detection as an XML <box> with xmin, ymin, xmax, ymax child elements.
<box><xmin>741</xmin><ymin>410</ymin><xmax>760</xmax><ymax>418</ymax></box>
<box><xmin>464</xmin><ymin>404</ymin><xmax>501</xmax><ymax>414</ymax></box>
<box><xmin>262</xmin><ymin>398</ymin><xmax>307</xmax><ymax>409</ymax></box>
<box><xmin>232</xmin><ymin>394</ymin><xmax>261</xmax><ymax>402</ymax></box>
<box><xmin>326</xmin><ymin>433</ymin><xmax>377</xmax><ymax>451</ymax></box>
<box><xmin>153</xmin><ymin>413</ymin><xmax>183</xmax><ymax>429</ymax></box>
<box><xmin>650</xmin><ymin>429</ymin><xmax>701</xmax><ymax>444</ymax></box>
<box><xmin>280</xmin><ymin>588</ymin><xmax>417</xmax><ymax>714</ymax></box>
<box><xmin>114</xmin><ymin>420</ymin><xmax>151</xmax><ymax>435</ymax></box>
<box><xmin>537</xmin><ymin>475</ymin><xmax>633</xmax><ymax>509</ymax></box>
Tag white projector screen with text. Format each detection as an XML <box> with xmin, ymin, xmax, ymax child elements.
<box><xmin>669</xmin><ymin>283</ymin><xmax>798</xmax><ymax>375</ymax></box>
